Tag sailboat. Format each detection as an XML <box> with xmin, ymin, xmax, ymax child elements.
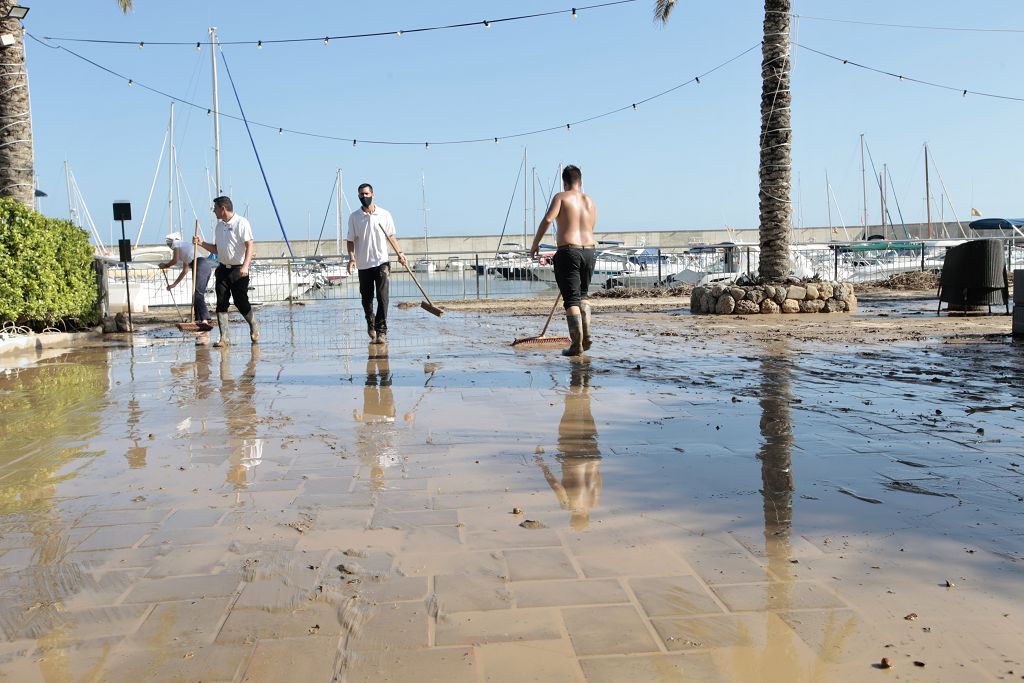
<box><xmin>412</xmin><ymin>172</ymin><xmax>436</xmax><ymax>273</ymax></box>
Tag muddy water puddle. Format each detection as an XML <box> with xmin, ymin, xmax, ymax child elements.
<box><xmin>1</xmin><ymin>300</ymin><xmax>1022</xmax><ymax>681</ymax></box>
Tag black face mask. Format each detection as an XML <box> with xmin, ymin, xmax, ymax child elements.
<box><xmin>359</xmin><ymin>196</ymin><xmax>373</xmax><ymax>208</ymax></box>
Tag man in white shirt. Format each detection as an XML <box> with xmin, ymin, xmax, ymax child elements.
<box><xmin>346</xmin><ymin>183</ymin><xmax>408</xmax><ymax>344</ymax></box>
<box><xmin>160</xmin><ymin>231</ymin><xmax>214</xmax><ymax>341</ymax></box>
<box><xmin>194</xmin><ymin>196</ymin><xmax>259</xmax><ymax>347</ymax></box>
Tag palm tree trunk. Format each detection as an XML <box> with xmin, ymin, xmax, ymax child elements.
<box><xmin>758</xmin><ymin>0</ymin><xmax>792</xmax><ymax>280</ymax></box>
<box><xmin>0</xmin><ymin>0</ymin><xmax>35</xmax><ymax>209</ymax></box>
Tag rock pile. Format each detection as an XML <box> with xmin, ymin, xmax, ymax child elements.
<box><xmin>690</xmin><ymin>281</ymin><xmax>856</xmax><ymax>315</ymax></box>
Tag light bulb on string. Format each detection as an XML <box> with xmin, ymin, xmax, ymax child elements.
<box><xmin>138</xmin><ymin>41</ymin><xmax>144</xmax><ymax>49</ymax></box>
<box><xmin>695</xmin><ymin>77</ymin><xmax>700</xmax><ymax>84</ymax></box>
<box><xmin>207</xmin><ymin>109</ymin><xmax>211</xmax><ymax>116</ymax></box>
<box><xmin>494</xmin><ymin>137</ymin><xmax>500</xmax><ymax>144</ymax></box>
<box><xmin>278</xmin><ymin>128</ymin><xmax>283</xmax><ymax>135</ymax></box>
<box><xmin>484</xmin><ymin>20</ymin><xmax>491</xmax><ymax>28</ymax></box>
<box><xmin>257</xmin><ymin>40</ymin><xmax>263</xmax><ymax>49</ymax></box>
<box><xmin>396</xmin><ymin>30</ymin><xmax>402</xmax><ymax>37</ymax></box>
<box><xmin>323</xmin><ymin>36</ymin><xmax>329</xmax><ymax>45</ymax></box>
<box><xmin>127</xmin><ymin>79</ymin><xmax>134</xmax><ymax>87</ymax></box>
<box><xmin>571</xmin><ymin>8</ymin><xmax>577</xmax><ymax>19</ymax></box>
<box><xmin>566</xmin><ymin>123</ymin><xmax>571</xmax><ymax>132</ymax></box>
<box><xmin>425</xmin><ymin>142</ymin><xmax>430</xmax><ymax>150</ymax></box>
<box><xmin>195</xmin><ymin>42</ymin><xmax>201</xmax><ymax>51</ymax></box>
<box><xmin>352</xmin><ymin>140</ymin><xmax>357</xmax><ymax>147</ymax></box>
<box><xmin>632</xmin><ymin>103</ymin><xmax>636</xmax><ymax>110</ymax></box>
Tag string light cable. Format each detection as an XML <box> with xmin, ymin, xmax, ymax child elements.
<box><xmin>26</xmin><ymin>32</ymin><xmax>761</xmax><ymax>146</ymax></box>
<box><xmin>796</xmin><ymin>43</ymin><xmax>1024</xmax><ymax>103</ymax></box>
<box><xmin>40</xmin><ymin>1</ymin><xmax>638</xmax><ymax>47</ymax></box>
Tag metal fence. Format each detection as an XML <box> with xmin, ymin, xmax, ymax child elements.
<box><xmin>98</xmin><ymin>237</ymin><xmax>1022</xmax><ymax>312</ymax></box>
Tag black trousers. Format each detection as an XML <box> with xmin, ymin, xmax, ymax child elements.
<box><xmin>358</xmin><ymin>263</ymin><xmax>390</xmax><ymax>332</ymax></box>
<box><xmin>553</xmin><ymin>246</ymin><xmax>597</xmax><ymax>309</ymax></box>
<box><xmin>215</xmin><ymin>264</ymin><xmax>252</xmax><ymax>316</ymax></box>
<box><xmin>192</xmin><ymin>257</ymin><xmax>213</xmax><ymax>321</ymax></box>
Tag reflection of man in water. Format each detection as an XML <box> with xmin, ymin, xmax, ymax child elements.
<box><xmin>220</xmin><ymin>348</ymin><xmax>263</xmax><ymax>488</ymax></box>
<box><xmin>353</xmin><ymin>343</ymin><xmax>399</xmax><ymax>489</ymax></box>
<box><xmin>536</xmin><ymin>358</ymin><xmax>602</xmax><ymax>530</ymax></box>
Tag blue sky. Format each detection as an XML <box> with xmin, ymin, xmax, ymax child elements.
<box><xmin>23</xmin><ymin>1</ymin><xmax>1024</xmax><ymax>244</ymax></box>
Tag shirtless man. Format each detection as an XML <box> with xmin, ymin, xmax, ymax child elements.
<box><xmin>529</xmin><ymin>165</ymin><xmax>597</xmax><ymax>356</ymax></box>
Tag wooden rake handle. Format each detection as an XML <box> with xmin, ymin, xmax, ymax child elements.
<box><xmin>190</xmin><ymin>219</ymin><xmax>200</xmax><ymax>323</ymax></box>
<box><xmin>539</xmin><ymin>293</ymin><xmax>562</xmax><ymax>337</ymax></box>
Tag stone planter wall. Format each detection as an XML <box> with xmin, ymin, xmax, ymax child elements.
<box><xmin>690</xmin><ymin>281</ymin><xmax>856</xmax><ymax>315</ymax></box>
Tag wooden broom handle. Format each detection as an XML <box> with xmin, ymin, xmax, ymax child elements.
<box><xmin>190</xmin><ymin>219</ymin><xmax>200</xmax><ymax>323</ymax></box>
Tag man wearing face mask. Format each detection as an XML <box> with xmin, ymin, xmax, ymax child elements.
<box><xmin>347</xmin><ymin>183</ymin><xmax>408</xmax><ymax>344</ymax></box>
<box><xmin>529</xmin><ymin>165</ymin><xmax>598</xmax><ymax>356</ymax></box>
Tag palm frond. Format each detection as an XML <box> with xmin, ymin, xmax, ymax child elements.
<box><xmin>118</xmin><ymin>0</ymin><xmax>133</xmax><ymax>13</ymax></box>
<box><xmin>653</xmin><ymin>0</ymin><xmax>677</xmax><ymax>24</ymax></box>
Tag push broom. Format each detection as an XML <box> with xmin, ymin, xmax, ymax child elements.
<box><xmin>177</xmin><ymin>220</ymin><xmax>214</xmax><ymax>332</ymax></box>
<box><xmin>512</xmin><ymin>293</ymin><xmax>571</xmax><ymax>347</ymax></box>
<box><xmin>377</xmin><ymin>223</ymin><xmax>443</xmax><ymax>317</ymax></box>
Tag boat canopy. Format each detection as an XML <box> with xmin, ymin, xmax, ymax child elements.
<box><xmin>969</xmin><ymin>218</ymin><xmax>1024</xmax><ymax>231</ymax></box>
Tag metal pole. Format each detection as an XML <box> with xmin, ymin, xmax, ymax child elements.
<box><xmin>335</xmin><ymin>168</ymin><xmax>341</xmax><ymax>255</ymax></box>
<box><xmin>921</xmin><ymin>242</ymin><xmax>925</xmax><ymax>271</ymax></box>
<box><xmin>210</xmin><ymin>27</ymin><xmax>222</xmax><ymax>196</ymax></box>
<box><xmin>880</xmin><ymin>171</ymin><xmax>886</xmax><ymax>240</ymax></box>
<box><xmin>287</xmin><ymin>260</ymin><xmax>293</xmax><ymax>304</ymax></box>
<box><xmin>657</xmin><ymin>248</ymin><xmax>662</xmax><ymax>284</ymax></box>
<box><xmin>475</xmin><ymin>255</ymin><xmax>480</xmax><ymax>299</ymax></box>
<box><xmin>168</xmin><ymin>102</ymin><xmax>174</xmax><ymax>236</ymax></box>
<box><xmin>523</xmin><ymin>148</ymin><xmax>528</xmax><ymax>252</ymax></box>
<box><xmin>834</xmin><ymin>246</ymin><xmax>839</xmax><ymax>280</ymax></box>
<box><xmin>860</xmin><ymin>134</ymin><xmax>867</xmax><ymax>234</ymax></box>
<box><xmin>826</xmin><ymin>170</ymin><xmax>832</xmax><ymax>236</ymax></box>
<box><xmin>121</xmin><ymin>219</ymin><xmax>133</xmax><ymax>332</ymax></box>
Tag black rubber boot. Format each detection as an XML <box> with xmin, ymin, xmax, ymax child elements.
<box><xmin>562</xmin><ymin>314</ymin><xmax>584</xmax><ymax>357</ymax></box>
<box><xmin>213</xmin><ymin>312</ymin><xmax>231</xmax><ymax>347</ymax></box>
<box><xmin>244</xmin><ymin>312</ymin><xmax>259</xmax><ymax>344</ymax></box>
<box><xmin>580</xmin><ymin>301</ymin><xmax>592</xmax><ymax>351</ymax></box>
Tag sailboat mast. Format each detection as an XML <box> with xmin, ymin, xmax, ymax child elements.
<box><xmin>421</xmin><ymin>171</ymin><xmax>428</xmax><ymax>256</ymax></box>
<box><xmin>825</xmin><ymin>170</ymin><xmax>832</xmax><ymax>236</ymax></box>
<box><xmin>880</xmin><ymin>169</ymin><xmax>886</xmax><ymax>240</ymax></box>
<box><xmin>335</xmin><ymin>168</ymin><xmax>342</xmax><ymax>255</ymax></box>
<box><xmin>168</xmin><ymin>102</ymin><xmax>175</xmax><ymax>238</ymax></box>
<box><xmin>860</xmin><ymin>134</ymin><xmax>867</xmax><ymax>235</ymax></box>
<box><xmin>924</xmin><ymin>143</ymin><xmax>932</xmax><ymax>239</ymax></box>
<box><xmin>523</xmin><ymin>147</ymin><xmax>528</xmax><ymax>249</ymax></box>
<box><xmin>64</xmin><ymin>159</ymin><xmax>74</xmax><ymax>224</ymax></box>
<box><xmin>210</xmin><ymin>27</ymin><xmax>222</xmax><ymax>196</ymax></box>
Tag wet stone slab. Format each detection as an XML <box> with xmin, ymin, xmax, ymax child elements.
<box><xmin>1</xmin><ymin>300</ymin><xmax>1023</xmax><ymax>680</ymax></box>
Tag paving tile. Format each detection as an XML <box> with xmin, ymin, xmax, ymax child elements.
<box><xmin>395</xmin><ymin>551</ymin><xmax>505</xmax><ymax>578</ymax></box>
<box><xmin>370</xmin><ymin>508</ymin><xmax>458</xmax><ymax>530</ymax></box>
<box><xmin>579</xmin><ymin>652</ymin><xmax>724</xmax><ymax>683</ymax></box>
<box><xmin>102</xmin><ymin>642</ymin><xmax>254</xmax><ymax>682</ymax></box>
<box><xmin>342</xmin><ymin>647</ymin><xmax>477</xmax><ymax>683</ymax></box>
<box><xmin>76</xmin><ymin>508</ymin><xmax>171</xmax><ymax>527</ymax></box>
<box><xmin>129</xmin><ymin>597</ymin><xmax>232</xmax><ymax>646</ymax></box>
<box><xmin>316</xmin><ymin>507</ymin><xmax>375</xmax><ymax>529</ymax></box>
<box><xmin>72</xmin><ymin>524</ymin><xmax>153</xmax><ymax>552</ymax></box>
<box><xmin>561</xmin><ymin>605</ymin><xmax>659</xmax><ymax>656</ymax></box>
<box><xmin>160</xmin><ymin>508</ymin><xmax>226</xmax><ymax>530</ymax></box>
<box><xmin>235</xmin><ymin>577</ymin><xmax>319</xmax><ymax>611</ymax></box>
<box><xmin>630</xmin><ymin>575</ymin><xmax>724</xmax><ymax>617</ymax></box>
<box><xmin>477</xmin><ymin>639</ymin><xmax>584</xmax><ymax>682</ymax></box>
<box><xmin>63</xmin><ymin>546</ymin><xmax>166</xmax><ymax>571</ymax></box>
<box><xmin>121</xmin><ymin>573</ymin><xmax>242</xmax><ymax>604</ymax></box>
<box><xmin>346</xmin><ymin>601</ymin><xmax>429</xmax><ymax>651</ymax></box>
<box><xmin>435</xmin><ymin>608</ymin><xmax>563</xmax><ymax>646</ymax></box>
<box><xmin>514</xmin><ymin>579</ymin><xmax>629</xmax><ymax>608</ymax></box>
<box><xmin>776</xmin><ymin>609</ymin><xmax>869</xmax><ymax>663</ymax></box>
<box><xmin>711</xmin><ymin>582</ymin><xmax>845</xmax><ymax>612</ymax></box>
<box><xmin>505</xmin><ymin>548</ymin><xmax>578</xmax><ymax>581</ymax></box>
<box><xmin>574</xmin><ymin>544</ymin><xmax>690</xmax><ymax>579</ymax></box>
<box><xmin>38</xmin><ymin>605</ymin><xmax>150</xmax><ymax>643</ymax></box>
<box><xmin>140</xmin><ymin>527</ymin><xmax>235</xmax><ymax>548</ymax></box>
<box><xmin>241</xmin><ymin>636</ymin><xmax>340</xmax><ymax>682</ymax></box>
<box><xmin>687</xmin><ymin>549</ymin><xmax>770</xmax><ymax>585</ymax></box>
<box><xmin>464</xmin><ymin>528</ymin><xmax>562</xmax><ymax>551</ymax></box>
<box><xmin>651</xmin><ymin>613</ymin><xmax>771</xmax><ymax>651</ymax></box>
<box><xmin>353</xmin><ymin>576</ymin><xmax>428</xmax><ymax>603</ymax></box>
<box><xmin>401</xmin><ymin>525</ymin><xmax>463</xmax><ymax>553</ymax></box>
<box><xmin>145</xmin><ymin>545</ymin><xmax>228</xmax><ymax>578</ymax></box>
<box><xmin>434</xmin><ymin>574</ymin><xmax>512</xmax><ymax>613</ymax></box>
<box><xmin>302</xmin><ymin>477</ymin><xmax>356</xmax><ymax>495</ymax></box>
<box><xmin>217</xmin><ymin>604</ymin><xmax>343</xmax><ymax>643</ymax></box>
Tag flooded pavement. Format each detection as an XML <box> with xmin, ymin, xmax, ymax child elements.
<box><xmin>0</xmin><ymin>299</ymin><xmax>1022</xmax><ymax>682</ymax></box>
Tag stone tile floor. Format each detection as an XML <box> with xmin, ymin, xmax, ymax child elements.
<box><xmin>0</xmin><ymin>300</ymin><xmax>1022</xmax><ymax>681</ymax></box>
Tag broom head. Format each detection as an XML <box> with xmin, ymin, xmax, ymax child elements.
<box><xmin>420</xmin><ymin>301</ymin><xmax>444</xmax><ymax>317</ymax></box>
<box><xmin>511</xmin><ymin>335</ymin><xmax>571</xmax><ymax>347</ymax></box>
<box><xmin>177</xmin><ymin>321</ymin><xmax>214</xmax><ymax>332</ymax></box>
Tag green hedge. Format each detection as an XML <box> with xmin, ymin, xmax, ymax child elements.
<box><xmin>0</xmin><ymin>198</ymin><xmax>98</xmax><ymax>328</ymax></box>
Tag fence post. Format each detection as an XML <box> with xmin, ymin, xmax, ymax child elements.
<box><xmin>921</xmin><ymin>242</ymin><xmax>926</xmax><ymax>271</ymax></box>
<box><xmin>287</xmin><ymin>261</ymin><xmax>293</xmax><ymax>303</ymax></box>
<box><xmin>657</xmin><ymin>248</ymin><xmax>662</xmax><ymax>285</ymax></box>
<box><xmin>834</xmin><ymin>247</ymin><xmax>839</xmax><ymax>281</ymax></box>
<box><xmin>475</xmin><ymin>255</ymin><xmax>480</xmax><ymax>299</ymax></box>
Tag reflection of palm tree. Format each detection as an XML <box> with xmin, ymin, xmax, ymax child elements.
<box><xmin>536</xmin><ymin>358</ymin><xmax>602</xmax><ymax>531</ymax></box>
<box><xmin>353</xmin><ymin>344</ymin><xmax>397</xmax><ymax>490</ymax></box>
<box><xmin>758</xmin><ymin>346</ymin><xmax>795</xmax><ymax>575</ymax></box>
<box><xmin>221</xmin><ymin>348</ymin><xmax>261</xmax><ymax>489</ymax></box>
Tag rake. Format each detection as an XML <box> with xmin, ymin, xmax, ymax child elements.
<box><xmin>512</xmin><ymin>293</ymin><xmax>571</xmax><ymax>347</ymax></box>
<box><xmin>176</xmin><ymin>219</ymin><xmax>214</xmax><ymax>333</ymax></box>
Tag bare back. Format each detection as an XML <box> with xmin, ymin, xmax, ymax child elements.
<box><xmin>551</xmin><ymin>189</ymin><xmax>597</xmax><ymax>247</ymax></box>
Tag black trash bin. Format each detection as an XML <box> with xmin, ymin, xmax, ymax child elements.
<box><xmin>937</xmin><ymin>239</ymin><xmax>1009</xmax><ymax>314</ymax></box>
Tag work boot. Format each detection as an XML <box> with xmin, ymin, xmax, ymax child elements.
<box><xmin>580</xmin><ymin>301</ymin><xmax>593</xmax><ymax>351</ymax></box>
<box><xmin>365</xmin><ymin>316</ymin><xmax>376</xmax><ymax>340</ymax></box>
<box><xmin>244</xmin><ymin>312</ymin><xmax>260</xmax><ymax>344</ymax></box>
<box><xmin>562</xmin><ymin>314</ymin><xmax>584</xmax><ymax>357</ymax></box>
<box><xmin>213</xmin><ymin>313</ymin><xmax>231</xmax><ymax>347</ymax></box>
